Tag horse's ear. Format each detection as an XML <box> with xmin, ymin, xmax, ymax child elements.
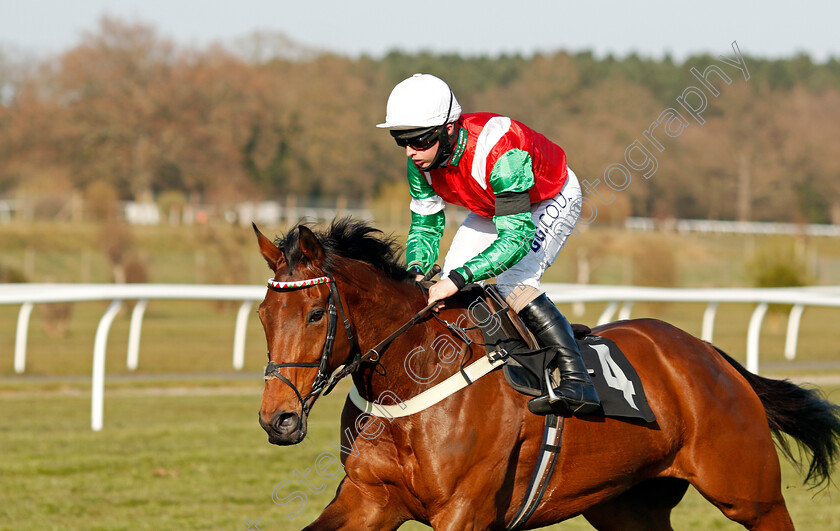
<box><xmin>298</xmin><ymin>225</ymin><xmax>325</xmax><ymax>267</ymax></box>
<box><xmin>253</xmin><ymin>223</ymin><xmax>282</xmax><ymax>271</ymax></box>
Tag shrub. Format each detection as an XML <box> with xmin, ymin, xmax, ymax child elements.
<box><xmin>746</xmin><ymin>240</ymin><xmax>809</xmax><ymax>288</ymax></box>
<box><xmin>746</xmin><ymin>239</ymin><xmax>809</xmax><ymax>316</ymax></box>
<box><xmin>99</xmin><ymin>222</ymin><xmax>135</xmax><ymax>283</ymax></box>
<box><xmin>41</xmin><ymin>302</ymin><xmax>73</xmax><ymax>338</ymax></box>
<box><xmin>0</xmin><ymin>263</ymin><xmax>27</xmax><ymax>283</ymax></box>
<box><xmin>125</xmin><ymin>255</ymin><xmax>149</xmax><ymax>284</ymax></box>
<box><xmin>85</xmin><ymin>181</ymin><xmax>120</xmax><ymax>221</ymax></box>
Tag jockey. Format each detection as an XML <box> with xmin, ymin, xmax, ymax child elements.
<box><xmin>377</xmin><ymin>73</ymin><xmax>600</xmax><ymax>416</ymax></box>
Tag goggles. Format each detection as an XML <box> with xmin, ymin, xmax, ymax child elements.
<box><xmin>391</xmin><ymin>127</ymin><xmax>441</xmax><ymax>151</ymax></box>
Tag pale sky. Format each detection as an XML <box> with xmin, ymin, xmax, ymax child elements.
<box><xmin>0</xmin><ymin>0</ymin><xmax>837</xmax><ymax>61</ymax></box>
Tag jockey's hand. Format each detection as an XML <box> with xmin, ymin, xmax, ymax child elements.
<box><xmin>415</xmin><ymin>274</ymin><xmax>425</xmax><ymax>282</ymax></box>
<box><xmin>427</xmin><ymin>277</ymin><xmax>459</xmax><ymax>312</ymax></box>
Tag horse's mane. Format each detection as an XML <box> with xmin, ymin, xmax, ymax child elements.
<box><xmin>275</xmin><ymin>217</ymin><xmax>414</xmax><ymax>283</ymax></box>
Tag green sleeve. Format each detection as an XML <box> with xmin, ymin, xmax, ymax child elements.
<box><xmin>406</xmin><ymin>211</ymin><xmax>445</xmax><ymax>273</ymax></box>
<box><xmin>454</xmin><ymin>149</ymin><xmax>537</xmax><ymax>282</ymax></box>
<box><xmin>406</xmin><ymin>157</ymin><xmax>436</xmax><ymax>200</ymax></box>
<box><xmin>405</xmin><ymin>158</ymin><xmax>445</xmax><ymax>273</ymax></box>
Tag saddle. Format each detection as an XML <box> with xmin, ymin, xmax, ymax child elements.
<box><xmin>475</xmin><ymin>285</ymin><xmax>656</xmax><ymax>422</ymax></box>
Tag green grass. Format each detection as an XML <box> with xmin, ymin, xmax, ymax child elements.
<box><xmin>0</xmin><ymin>382</ymin><xmax>838</xmax><ymax>530</ymax></box>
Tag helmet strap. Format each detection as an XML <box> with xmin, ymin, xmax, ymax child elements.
<box><xmin>426</xmin><ymin>91</ymin><xmax>455</xmax><ymax>170</ymax></box>
<box><xmin>426</xmin><ymin>125</ymin><xmax>454</xmax><ymax>170</ymax></box>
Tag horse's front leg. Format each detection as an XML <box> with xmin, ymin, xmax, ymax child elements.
<box><xmin>429</xmin><ymin>502</ymin><xmax>502</xmax><ymax>531</ymax></box>
<box><xmin>303</xmin><ymin>476</ymin><xmax>406</xmax><ymax>531</ymax></box>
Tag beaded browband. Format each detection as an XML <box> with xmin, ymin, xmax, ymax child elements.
<box><xmin>267</xmin><ymin>276</ymin><xmax>330</xmax><ymax>289</ymax></box>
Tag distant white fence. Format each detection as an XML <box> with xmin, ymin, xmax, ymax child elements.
<box><xmin>3</xmin><ymin>283</ymin><xmax>840</xmax><ymax>431</ymax></box>
<box><xmin>625</xmin><ymin>216</ymin><xmax>840</xmax><ymax>237</ymax></box>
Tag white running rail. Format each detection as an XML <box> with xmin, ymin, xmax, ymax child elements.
<box><xmin>3</xmin><ymin>283</ymin><xmax>840</xmax><ymax>431</ymax></box>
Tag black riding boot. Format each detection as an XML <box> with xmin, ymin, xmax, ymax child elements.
<box><xmin>517</xmin><ymin>294</ymin><xmax>600</xmax><ymax>415</ymax></box>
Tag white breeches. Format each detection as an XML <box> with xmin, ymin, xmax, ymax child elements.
<box><xmin>442</xmin><ymin>167</ymin><xmax>582</xmax><ymax>309</ymax></box>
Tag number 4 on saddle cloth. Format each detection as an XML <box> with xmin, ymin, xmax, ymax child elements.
<box><xmin>478</xmin><ymin>286</ymin><xmax>656</xmax><ymax>423</ymax></box>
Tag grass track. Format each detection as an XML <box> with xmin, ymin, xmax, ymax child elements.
<box><xmin>1</xmin><ymin>381</ymin><xmax>838</xmax><ymax>530</ymax></box>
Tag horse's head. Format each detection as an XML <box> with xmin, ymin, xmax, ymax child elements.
<box><xmin>254</xmin><ymin>223</ymin><xmax>358</xmax><ymax>445</ymax></box>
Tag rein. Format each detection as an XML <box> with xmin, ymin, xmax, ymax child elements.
<box><xmin>320</xmin><ymin>299</ymin><xmax>436</xmax><ymax>394</ymax></box>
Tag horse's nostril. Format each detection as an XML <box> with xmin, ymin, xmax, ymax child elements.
<box><xmin>273</xmin><ymin>412</ymin><xmax>298</xmax><ymax>432</ymax></box>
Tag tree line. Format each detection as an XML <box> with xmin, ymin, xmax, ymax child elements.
<box><xmin>1</xmin><ymin>17</ymin><xmax>839</xmax><ymax>224</ymax></box>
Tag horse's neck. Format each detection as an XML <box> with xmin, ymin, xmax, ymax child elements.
<box><xmin>348</xmin><ymin>279</ymin><xmax>483</xmax><ymax>406</ymax></box>
<box><xmin>342</xmin><ymin>271</ymin><xmax>424</xmax><ymax>398</ymax></box>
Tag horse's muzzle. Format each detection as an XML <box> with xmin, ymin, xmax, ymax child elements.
<box><xmin>260</xmin><ymin>410</ymin><xmax>307</xmax><ymax>445</ymax></box>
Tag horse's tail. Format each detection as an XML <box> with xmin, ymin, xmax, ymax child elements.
<box><xmin>713</xmin><ymin>345</ymin><xmax>840</xmax><ymax>488</ymax></box>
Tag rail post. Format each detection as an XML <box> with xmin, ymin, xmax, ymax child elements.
<box><xmin>746</xmin><ymin>303</ymin><xmax>769</xmax><ymax>374</ymax></box>
<box><xmin>91</xmin><ymin>300</ymin><xmax>123</xmax><ymax>432</ymax></box>
<box><xmin>784</xmin><ymin>304</ymin><xmax>805</xmax><ymax>361</ymax></box>
<box><xmin>127</xmin><ymin>299</ymin><xmax>149</xmax><ymax>370</ymax></box>
<box><xmin>701</xmin><ymin>302</ymin><xmax>718</xmax><ymax>342</ymax></box>
<box><xmin>14</xmin><ymin>302</ymin><xmax>34</xmax><ymax>373</ymax></box>
<box><xmin>233</xmin><ymin>301</ymin><xmax>253</xmax><ymax>370</ymax></box>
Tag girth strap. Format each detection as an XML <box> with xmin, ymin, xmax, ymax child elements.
<box><xmin>505</xmin><ymin>414</ymin><xmax>565</xmax><ymax>530</ymax></box>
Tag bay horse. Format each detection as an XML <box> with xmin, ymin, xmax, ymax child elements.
<box><xmin>255</xmin><ymin>218</ymin><xmax>840</xmax><ymax>530</ymax></box>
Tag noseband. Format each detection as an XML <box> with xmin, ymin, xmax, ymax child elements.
<box><xmin>264</xmin><ymin>271</ymin><xmax>358</xmax><ymax>416</ymax></box>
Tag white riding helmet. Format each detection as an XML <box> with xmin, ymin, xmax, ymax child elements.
<box><xmin>376</xmin><ymin>73</ymin><xmax>462</xmax><ymax>130</ymax></box>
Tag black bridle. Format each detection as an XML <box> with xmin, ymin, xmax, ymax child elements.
<box><xmin>264</xmin><ymin>269</ymin><xmax>358</xmax><ymax>415</ymax></box>
<box><xmin>263</xmin><ymin>267</ymin><xmax>439</xmax><ymax>417</ymax></box>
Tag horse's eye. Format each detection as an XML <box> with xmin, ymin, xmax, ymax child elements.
<box><xmin>308</xmin><ymin>309</ymin><xmax>325</xmax><ymax>323</ymax></box>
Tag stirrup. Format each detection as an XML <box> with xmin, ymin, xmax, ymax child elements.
<box><xmin>529</xmin><ymin>369</ymin><xmax>600</xmax><ymax>416</ymax></box>
<box><xmin>544</xmin><ymin>368</ymin><xmax>561</xmax><ymax>404</ymax></box>
<box><xmin>529</xmin><ymin>392</ymin><xmax>600</xmax><ymax>416</ymax></box>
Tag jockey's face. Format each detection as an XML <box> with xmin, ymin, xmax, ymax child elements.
<box><xmin>406</xmin><ymin>123</ymin><xmax>454</xmax><ymax>171</ymax></box>
<box><xmin>406</xmin><ymin>140</ymin><xmax>440</xmax><ymax>170</ymax></box>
